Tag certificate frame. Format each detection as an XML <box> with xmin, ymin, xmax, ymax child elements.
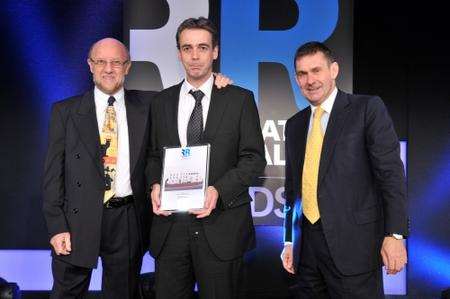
<box><xmin>160</xmin><ymin>144</ymin><xmax>210</xmax><ymax>212</ymax></box>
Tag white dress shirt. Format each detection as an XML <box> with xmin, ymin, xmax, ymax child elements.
<box><xmin>94</xmin><ymin>87</ymin><xmax>132</xmax><ymax>197</ymax></box>
<box><xmin>307</xmin><ymin>87</ymin><xmax>338</xmax><ymax>136</ymax></box>
<box><xmin>178</xmin><ymin>75</ymin><xmax>214</xmax><ymax>147</ymax></box>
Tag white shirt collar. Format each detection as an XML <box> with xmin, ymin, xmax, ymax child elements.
<box><xmin>181</xmin><ymin>75</ymin><xmax>214</xmax><ymax>99</ymax></box>
<box><xmin>94</xmin><ymin>86</ymin><xmax>125</xmax><ymax>107</ymax></box>
<box><xmin>310</xmin><ymin>87</ymin><xmax>338</xmax><ymax>114</ymax></box>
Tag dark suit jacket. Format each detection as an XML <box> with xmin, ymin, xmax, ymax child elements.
<box><xmin>283</xmin><ymin>90</ymin><xmax>408</xmax><ymax>275</ymax></box>
<box><xmin>42</xmin><ymin>89</ymin><xmax>155</xmax><ymax>268</ymax></box>
<box><xmin>146</xmin><ymin>82</ymin><xmax>266</xmax><ymax>261</ymax></box>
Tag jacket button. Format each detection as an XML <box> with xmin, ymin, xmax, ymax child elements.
<box><xmin>75</xmin><ymin>153</ymin><xmax>80</xmax><ymax>159</ymax></box>
<box><xmin>72</xmin><ymin>208</ymin><xmax>79</xmax><ymax>214</ymax></box>
<box><xmin>76</xmin><ymin>181</ymin><xmax>81</xmax><ymax>187</ymax></box>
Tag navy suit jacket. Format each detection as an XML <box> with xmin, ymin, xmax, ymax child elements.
<box><xmin>283</xmin><ymin>90</ymin><xmax>408</xmax><ymax>275</ymax></box>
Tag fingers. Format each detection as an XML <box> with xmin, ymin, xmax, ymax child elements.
<box><xmin>213</xmin><ymin>73</ymin><xmax>233</xmax><ymax>89</ymax></box>
<box><xmin>381</xmin><ymin>250</ymin><xmax>388</xmax><ymax>270</ymax></box>
<box><xmin>50</xmin><ymin>233</ymin><xmax>71</xmax><ymax>255</ymax></box>
<box><xmin>381</xmin><ymin>238</ymin><xmax>407</xmax><ymax>275</ymax></box>
<box><xmin>151</xmin><ymin>184</ymin><xmax>171</xmax><ymax>216</ymax></box>
<box><xmin>64</xmin><ymin>234</ymin><xmax>72</xmax><ymax>253</ymax></box>
<box><xmin>189</xmin><ymin>208</ymin><xmax>211</xmax><ymax>218</ymax></box>
<box><xmin>281</xmin><ymin>245</ymin><xmax>295</xmax><ymax>274</ymax></box>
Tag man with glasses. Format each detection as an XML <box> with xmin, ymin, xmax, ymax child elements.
<box><xmin>42</xmin><ymin>37</ymin><xmax>230</xmax><ymax>298</ymax></box>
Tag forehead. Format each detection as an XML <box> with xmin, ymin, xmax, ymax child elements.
<box><xmin>91</xmin><ymin>41</ymin><xmax>127</xmax><ymax>59</ymax></box>
<box><xmin>179</xmin><ymin>29</ymin><xmax>213</xmax><ymax>46</ymax></box>
<box><xmin>295</xmin><ymin>52</ymin><xmax>329</xmax><ymax>70</ymax></box>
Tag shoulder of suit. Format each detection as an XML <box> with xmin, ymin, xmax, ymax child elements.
<box><xmin>342</xmin><ymin>91</ymin><xmax>384</xmax><ymax>107</ymax></box>
<box><xmin>51</xmin><ymin>92</ymin><xmax>86</xmax><ymax>111</ymax></box>
<box><xmin>126</xmin><ymin>89</ymin><xmax>157</xmax><ymax>104</ymax></box>
<box><xmin>224</xmin><ymin>84</ymin><xmax>252</xmax><ymax>94</ymax></box>
<box><xmin>155</xmin><ymin>83</ymin><xmax>181</xmax><ymax>97</ymax></box>
<box><xmin>286</xmin><ymin>105</ymin><xmax>310</xmax><ymax>125</ymax></box>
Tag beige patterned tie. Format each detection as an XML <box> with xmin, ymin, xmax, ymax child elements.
<box><xmin>302</xmin><ymin>106</ymin><xmax>325</xmax><ymax>224</ymax></box>
<box><xmin>100</xmin><ymin>96</ymin><xmax>118</xmax><ymax>203</ymax></box>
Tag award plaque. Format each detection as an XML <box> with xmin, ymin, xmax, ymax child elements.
<box><xmin>160</xmin><ymin>144</ymin><xmax>210</xmax><ymax>211</ymax></box>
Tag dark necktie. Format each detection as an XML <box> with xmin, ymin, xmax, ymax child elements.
<box><xmin>187</xmin><ymin>89</ymin><xmax>205</xmax><ymax>146</ymax></box>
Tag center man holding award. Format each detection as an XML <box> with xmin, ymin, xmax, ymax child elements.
<box><xmin>146</xmin><ymin>17</ymin><xmax>266</xmax><ymax>298</ymax></box>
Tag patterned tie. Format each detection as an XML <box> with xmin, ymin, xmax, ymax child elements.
<box><xmin>302</xmin><ymin>106</ymin><xmax>325</xmax><ymax>224</ymax></box>
<box><xmin>100</xmin><ymin>96</ymin><xmax>118</xmax><ymax>203</ymax></box>
<box><xmin>187</xmin><ymin>89</ymin><xmax>205</xmax><ymax>146</ymax></box>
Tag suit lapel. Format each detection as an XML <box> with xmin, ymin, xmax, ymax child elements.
<box><xmin>318</xmin><ymin>90</ymin><xmax>351</xmax><ymax>185</ymax></box>
<box><xmin>73</xmin><ymin>91</ymin><xmax>104</xmax><ymax>177</ymax></box>
<box><xmin>202</xmin><ymin>85</ymin><xmax>229</xmax><ymax>142</ymax></box>
<box><xmin>125</xmin><ymin>90</ymin><xmax>149</xmax><ymax>176</ymax></box>
<box><xmin>164</xmin><ymin>83</ymin><xmax>182</xmax><ymax>146</ymax></box>
<box><xmin>296</xmin><ymin>108</ymin><xmax>311</xmax><ymax>177</ymax></box>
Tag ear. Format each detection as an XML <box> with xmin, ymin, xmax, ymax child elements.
<box><xmin>177</xmin><ymin>49</ymin><xmax>182</xmax><ymax>61</ymax></box>
<box><xmin>330</xmin><ymin>61</ymin><xmax>339</xmax><ymax>80</ymax></box>
<box><xmin>213</xmin><ymin>45</ymin><xmax>219</xmax><ymax>60</ymax></box>
<box><xmin>124</xmin><ymin>61</ymin><xmax>132</xmax><ymax>75</ymax></box>
<box><xmin>294</xmin><ymin>73</ymin><xmax>301</xmax><ymax>87</ymax></box>
<box><xmin>87</xmin><ymin>59</ymin><xmax>94</xmax><ymax>74</ymax></box>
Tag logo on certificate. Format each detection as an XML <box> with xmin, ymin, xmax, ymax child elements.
<box><xmin>181</xmin><ymin>148</ymin><xmax>191</xmax><ymax>158</ymax></box>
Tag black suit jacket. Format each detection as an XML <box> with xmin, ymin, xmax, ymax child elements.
<box><xmin>283</xmin><ymin>90</ymin><xmax>408</xmax><ymax>275</ymax></box>
<box><xmin>42</xmin><ymin>89</ymin><xmax>155</xmax><ymax>268</ymax></box>
<box><xmin>146</xmin><ymin>82</ymin><xmax>266</xmax><ymax>261</ymax></box>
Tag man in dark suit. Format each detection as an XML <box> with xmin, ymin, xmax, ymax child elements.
<box><xmin>281</xmin><ymin>42</ymin><xmax>408</xmax><ymax>298</ymax></box>
<box><xmin>42</xmin><ymin>38</ymin><xmax>154</xmax><ymax>298</ymax></box>
<box><xmin>147</xmin><ymin>17</ymin><xmax>266</xmax><ymax>298</ymax></box>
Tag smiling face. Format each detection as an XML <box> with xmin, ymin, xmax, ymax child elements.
<box><xmin>87</xmin><ymin>38</ymin><xmax>131</xmax><ymax>95</ymax></box>
<box><xmin>177</xmin><ymin>28</ymin><xmax>218</xmax><ymax>88</ymax></box>
<box><xmin>295</xmin><ymin>51</ymin><xmax>339</xmax><ymax>106</ymax></box>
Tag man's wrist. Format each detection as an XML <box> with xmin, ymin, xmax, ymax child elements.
<box><xmin>387</xmin><ymin>233</ymin><xmax>404</xmax><ymax>240</ymax></box>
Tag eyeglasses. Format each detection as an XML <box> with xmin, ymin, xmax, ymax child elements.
<box><xmin>89</xmin><ymin>58</ymin><xmax>129</xmax><ymax>68</ymax></box>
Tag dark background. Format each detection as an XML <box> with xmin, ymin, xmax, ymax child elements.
<box><xmin>0</xmin><ymin>1</ymin><xmax>449</xmax><ymax>298</ymax></box>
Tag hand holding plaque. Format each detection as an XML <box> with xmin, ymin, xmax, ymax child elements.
<box><xmin>159</xmin><ymin>145</ymin><xmax>210</xmax><ymax>212</ymax></box>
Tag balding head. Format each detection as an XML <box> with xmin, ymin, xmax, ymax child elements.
<box><xmin>87</xmin><ymin>38</ymin><xmax>131</xmax><ymax>95</ymax></box>
<box><xmin>88</xmin><ymin>38</ymin><xmax>130</xmax><ymax>62</ymax></box>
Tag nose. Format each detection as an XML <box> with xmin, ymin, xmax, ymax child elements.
<box><xmin>306</xmin><ymin>74</ymin><xmax>315</xmax><ymax>85</ymax></box>
<box><xmin>103</xmin><ymin>62</ymin><xmax>114</xmax><ymax>72</ymax></box>
<box><xmin>192</xmin><ymin>49</ymin><xmax>199</xmax><ymax>60</ymax></box>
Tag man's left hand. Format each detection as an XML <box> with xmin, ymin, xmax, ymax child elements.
<box><xmin>189</xmin><ymin>186</ymin><xmax>218</xmax><ymax>218</ymax></box>
<box><xmin>213</xmin><ymin>73</ymin><xmax>233</xmax><ymax>89</ymax></box>
<box><xmin>381</xmin><ymin>236</ymin><xmax>407</xmax><ymax>275</ymax></box>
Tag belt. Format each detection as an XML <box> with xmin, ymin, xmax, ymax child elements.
<box><xmin>104</xmin><ymin>195</ymin><xmax>134</xmax><ymax>209</ymax></box>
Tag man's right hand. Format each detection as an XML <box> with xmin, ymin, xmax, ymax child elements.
<box><xmin>281</xmin><ymin>243</ymin><xmax>295</xmax><ymax>274</ymax></box>
<box><xmin>150</xmin><ymin>183</ymin><xmax>171</xmax><ymax>216</ymax></box>
<box><xmin>50</xmin><ymin>232</ymin><xmax>71</xmax><ymax>255</ymax></box>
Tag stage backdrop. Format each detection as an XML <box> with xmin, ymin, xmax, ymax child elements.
<box><xmin>123</xmin><ymin>0</ymin><xmax>404</xmax><ymax>296</ymax></box>
<box><xmin>1</xmin><ymin>1</ymin><xmax>449</xmax><ymax>298</ymax></box>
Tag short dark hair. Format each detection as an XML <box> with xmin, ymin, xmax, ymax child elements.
<box><xmin>176</xmin><ymin>17</ymin><xmax>219</xmax><ymax>49</ymax></box>
<box><xmin>294</xmin><ymin>41</ymin><xmax>335</xmax><ymax>69</ymax></box>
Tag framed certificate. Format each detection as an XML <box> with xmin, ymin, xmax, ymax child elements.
<box><xmin>160</xmin><ymin>144</ymin><xmax>210</xmax><ymax>211</ymax></box>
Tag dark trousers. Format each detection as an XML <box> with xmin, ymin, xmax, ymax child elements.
<box><xmin>51</xmin><ymin>203</ymin><xmax>142</xmax><ymax>299</ymax></box>
<box><xmin>154</xmin><ymin>215</ymin><xmax>243</xmax><ymax>299</ymax></box>
<box><xmin>295</xmin><ymin>218</ymin><xmax>383</xmax><ymax>299</ymax></box>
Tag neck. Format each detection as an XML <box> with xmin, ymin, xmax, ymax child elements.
<box><xmin>186</xmin><ymin>73</ymin><xmax>212</xmax><ymax>89</ymax></box>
